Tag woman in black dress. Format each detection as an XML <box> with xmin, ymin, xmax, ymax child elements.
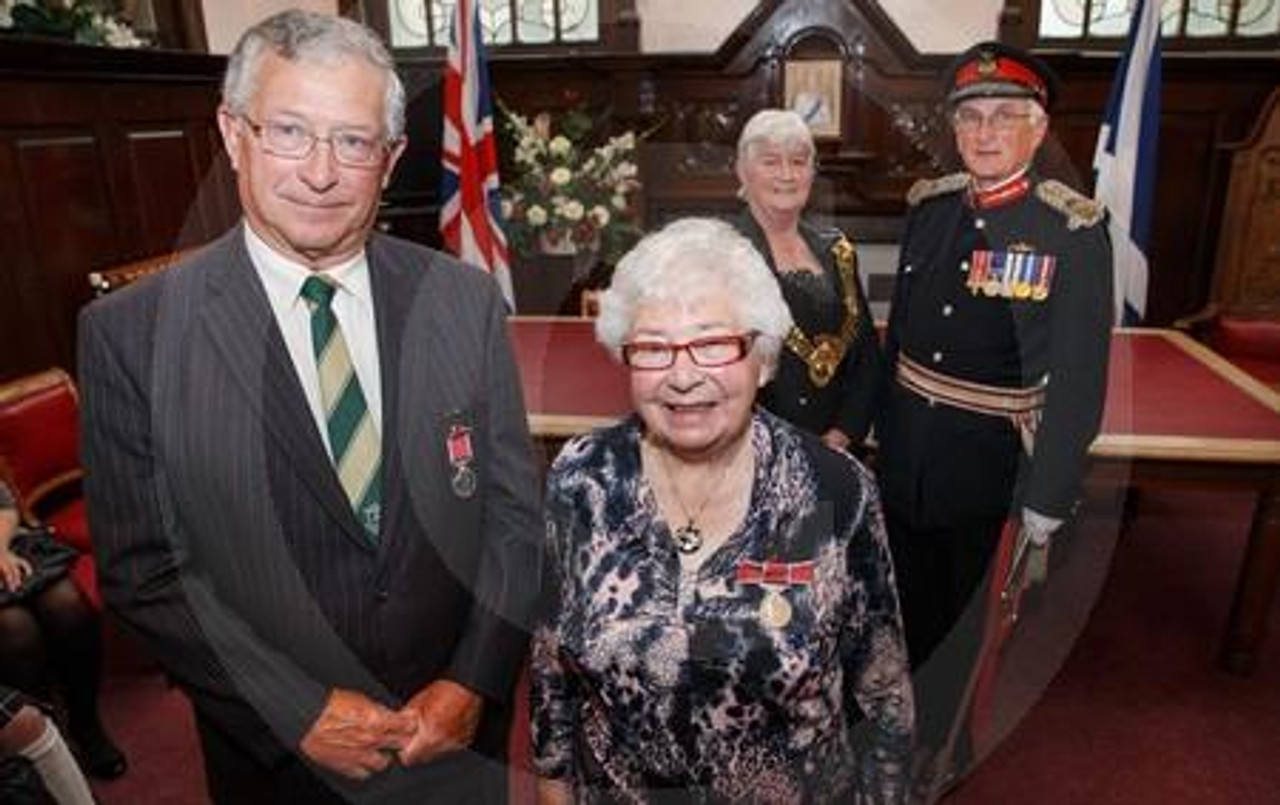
<box><xmin>1</xmin><ymin>478</ymin><xmax>125</xmax><ymax>780</ymax></box>
<box><xmin>733</xmin><ymin>109</ymin><xmax>882</xmax><ymax>453</ymax></box>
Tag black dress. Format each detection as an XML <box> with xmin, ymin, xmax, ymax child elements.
<box><xmin>734</xmin><ymin>211</ymin><xmax>883</xmax><ymax>445</ymax></box>
<box><xmin>0</xmin><ymin>483</ymin><xmax>78</xmax><ymax>609</ymax></box>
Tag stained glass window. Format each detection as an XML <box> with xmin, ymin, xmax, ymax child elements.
<box><xmin>389</xmin><ymin>0</ymin><xmax>600</xmax><ymax>48</ymax></box>
<box><xmin>1039</xmin><ymin>0</ymin><xmax>1279</xmax><ymax>40</ymax></box>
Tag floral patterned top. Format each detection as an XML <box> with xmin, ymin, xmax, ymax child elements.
<box><xmin>531</xmin><ymin>411</ymin><xmax>913</xmax><ymax>804</ymax></box>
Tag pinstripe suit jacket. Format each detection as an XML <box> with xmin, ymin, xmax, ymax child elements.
<box><xmin>78</xmin><ymin>226</ymin><xmax>542</xmax><ymax>801</ymax></box>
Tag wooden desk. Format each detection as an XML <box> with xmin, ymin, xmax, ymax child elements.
<box><xmin>1091</xmin><ymin>329</ymin><xmax>1280</xmax><ymax>674</ymax></box>
<box><xmin>507</xmin><ymin>319</ymin><xmax>1280</xmax><ymax>674</ymax></box>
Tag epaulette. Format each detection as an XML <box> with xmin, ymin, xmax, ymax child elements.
<box><xmin>907</xmin><ymin>172</ymin><xmax>968</xmax><ymax>206</ymax></box>
<box><xmin>1035</xmin><ymin>180</ymin><xmax>1105</xmax><ymax>230</ymax></box>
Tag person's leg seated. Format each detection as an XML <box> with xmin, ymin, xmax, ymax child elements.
<box><xmin>0</xmin><ymin>606</ymin><xmax>46</xmax><ymax>696</ymax></box>
<box><xmin>1</xmin><ymin>705</ymin><xmax>95</xmax><ymax>805</ymax></box>
<box><xmin>30</xmin><ymin>579</ymin><xmax>126</xmax><ymax>780</ymax></box>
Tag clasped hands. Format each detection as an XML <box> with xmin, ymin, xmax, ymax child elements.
<box><xmin>299</xmin><ymin>679</ymin><xmax>482</xmax><ymax>781</ymax></box>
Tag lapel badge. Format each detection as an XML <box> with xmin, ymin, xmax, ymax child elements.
<box><xmin>447</xmin><ymin>424</ymin><xmax>477</xmax><ymax>499</ymax></box>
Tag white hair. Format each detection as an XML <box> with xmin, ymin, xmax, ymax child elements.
<box><xmin>595</xmin><ymin>218</ymin><xmax>794</xmax><ymax>376</ymax></box>
<box><xmin>222</xmin><ymin>9</ymin><xmax>406</xmax><ymax>140</ymax></box>
<box><xmin>736</xmin><ymin>109</ymin><xmax>815</xmax><ymax>163</ymax></box>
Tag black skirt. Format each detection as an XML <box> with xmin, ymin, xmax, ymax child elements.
<box><xmin>0</xmin><ymin>527</ymin><xmax>79</xmax><ymax>608</ymax></box>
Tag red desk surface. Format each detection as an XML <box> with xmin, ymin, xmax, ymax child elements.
<box><xmin>1095</xmin><ymin>329</ymin><xmax>1280</xmax><ymax>464</ymax></box>
<box><xmin>509</xmin><ymin>319</ymin><xmax>1280</xmax><ymax>462</ymax></box>
<box><xmin>508</xmin><ymin>317</ymin><xmax>629</xmax><ymax>437</ymax></box>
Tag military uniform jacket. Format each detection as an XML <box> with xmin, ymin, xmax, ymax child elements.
<box><xmin>735</xmin><ymin>211</ymin><xmax>883</xmax><ymax>443</ymax></box>
<box><xmin>877</xmin><ymin>173</ymin><xmax>1113</xmax><ymax>528</ymax></box>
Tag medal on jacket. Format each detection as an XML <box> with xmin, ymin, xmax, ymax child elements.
<box><xmin>760</xmin><ymin>589</ymin><xmax>793</xmax><ymax>628</ymax></box>
<box><xmin>968</xmin><ymin>248</ymin><xmax>1056</xmax><ymax>301</ymax></box>
<box><xmin>447</xmin><ymin>424</ymin><xmax>476</xmax><ymax>499</ymax></box>
<box><xmin>736</xmin><ymin>559</ymin><xmax>815</xmax><ymax>629</ymax></box>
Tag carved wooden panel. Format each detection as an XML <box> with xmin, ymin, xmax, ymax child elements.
<box><xmin>1213</xmin><ymin>87</ymin><xmax>1280</xmax><ymax>315</ymax></box>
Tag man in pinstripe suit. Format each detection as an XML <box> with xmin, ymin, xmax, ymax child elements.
<box><xmin>77</xmin><ymin>11</ymin><xmax>541</xmax><ymax>804</ymax></box>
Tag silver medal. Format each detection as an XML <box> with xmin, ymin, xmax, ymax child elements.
<box><xmin>451</xmin><ymin>465</ymin><xmax>477</xmax><ymax>499</ymax></box>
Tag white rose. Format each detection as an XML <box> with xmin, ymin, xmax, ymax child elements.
<box><xmin>500</xmin><ymin>198</ymin><xmax>515</xmax><ymax>219</ymax></box>
<box><xmin>549</xmin><ymin>135</ymin><xmax>573</xmax><ymax>157</ymax></box>
<box><xmin>561</xmin><ymin>200</ymin><xmax>585</xmax><ymax>222</ymax></box>
<box><xmin>526</xmin><ymin>205</ymin><xmax>548</xmax><ymax>226</ymax></box>
<box><xmin>611</xmin><ymin>194</ymin><xmax>629</xmax><ymax>211</ymax></box>
<box><xmin>590</xmin><ymin>205</ymin><xmax>611</xmax><ymax>227</ymax></box>
<box><xmin>612</xmin><ymin>161</ymin><xmax>638</xmax><ymax>181</ymax></box>
<box><xmin>102</xmin><ymin>16</ymin><xmax>145</xmax><ymax>47</ymax></box>
<box><xmin>549</xmin><ymin>166</ymin><xmax>573</xmax><ymax>186</ymax></box>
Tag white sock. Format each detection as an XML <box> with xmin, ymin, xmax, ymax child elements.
<box><xmin>17</xmin><ymin>720</ymin><xmax>97</xmax><ymax>805</ymax></box>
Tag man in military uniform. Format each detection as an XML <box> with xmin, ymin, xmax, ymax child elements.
<box><xmin>876</xmin><ymin>41</ymin><xmax>1113</xmax><ymax>793</ymax></box>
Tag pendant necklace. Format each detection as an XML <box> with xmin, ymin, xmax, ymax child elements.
<box><xmin>652</xmin><ymin>442</ymin><xmax>738</xmax><ymax>555</ymax></box>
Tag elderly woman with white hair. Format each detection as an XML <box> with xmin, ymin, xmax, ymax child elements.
<box><xmin>734</xmin><ymin>109</ymin><xmax>882</xmax><ymax>454</ymax></box>
<box><xmin>530</xmin><ymin>218</ymin><xmax>913</xmax><ymax>804</ymax></box>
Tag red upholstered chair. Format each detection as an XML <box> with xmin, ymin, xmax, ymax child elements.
<box><xmin>0</xmin><ymin>368</ymin><xmax>99</xmax><ymax>607</ymax></box>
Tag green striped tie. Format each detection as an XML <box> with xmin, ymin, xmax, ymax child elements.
<box><xmin>300</xmin><ymin>276</ymin><xmax>382</xmax><ymax>542</ymax></box>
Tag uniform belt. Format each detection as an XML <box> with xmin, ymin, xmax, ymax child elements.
<box><xmin>896</xmin><ymin>354</ymin><xmax>1046</xmax><ymax>453</ymax></box>
<box><xmin>896</xmin><ymin>355</ymin><xmax>1045</xmax><ymax>415</ymax></box>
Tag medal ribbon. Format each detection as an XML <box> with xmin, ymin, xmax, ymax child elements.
<box><xmin>736</xmin><ymin>560</ymin><xmax>815</xmax><ymax>586</ymax></box>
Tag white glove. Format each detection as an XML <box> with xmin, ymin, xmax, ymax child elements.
<box><xmin>1020</xmin><ymin>508</ymin><xmax>1062</xmax><ymax>586</ymax></box>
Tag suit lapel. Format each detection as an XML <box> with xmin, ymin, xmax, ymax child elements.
<box><xmin>198</xmin><ymin>233</ymin><xmax>372</xmax><ymax>548</ymax></box>
<box><xmin>375</xmin><ymin>239</ymin><xmax>466</xmax><ymax>554</ymax></box>
<box><xmin>368</xmin><ymin>238</ymin><xmax>420</xmax><ymax>552</ymax></box>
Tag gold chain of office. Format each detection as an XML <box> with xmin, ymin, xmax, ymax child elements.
<box><xmin>783</xmin><ymin>236</ymin><xmax>861</xmax><ymax>388</ymax></box>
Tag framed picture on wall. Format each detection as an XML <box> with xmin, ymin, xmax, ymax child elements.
<box><xmin>784</xmin><ymin>59</ymin><xmax>843</xmax><ymax>140</ymax></box>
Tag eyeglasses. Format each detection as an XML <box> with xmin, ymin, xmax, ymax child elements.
<box><xmin>952</xmin><ymin>107</ymin><xmax>1039</xmax><ymax>134</ymax></box>
<box><xmin>621</xmin><ymin>333</ymin><xmax>758</xmax><ymax>370</ymax></box>
<box><xmin>238</xmin><ymin>115</ymin><xmax>389</xmax><ymax>168</ymax></box>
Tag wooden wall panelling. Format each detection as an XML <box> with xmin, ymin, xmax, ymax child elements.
<box><xmin>13</xmin><ymin>127</ymin><xmax>121</xmax><ymax>371</ymax></box>
<box><xmin>0</xmin><ymin>141</ymin><xmax>63</xmax><ymax>375</ymax></box>
<box><xmin>0</xmin><ymin>40</ymin><xmax>231</xmax><ymax>381</ymax></box>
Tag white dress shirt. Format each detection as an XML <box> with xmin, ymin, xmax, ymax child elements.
<box><xmin>244</xmin><ymin>226</ymin><xmax>383</xmax><ymax>459</ymax></box>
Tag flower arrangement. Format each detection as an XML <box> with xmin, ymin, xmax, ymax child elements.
<box><xmin>499</xmin><ymin>104</ymin><xmax>643</xmax><ymax>268</ymax></box>
<box><xmin>0</xmin><ymin>0</ymin><xmax>146</xmax><ymax>48</ymax></box>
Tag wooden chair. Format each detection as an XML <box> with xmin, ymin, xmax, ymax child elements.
<box><xmin>0</xmin><ymin>368</ymin><xmax>98</xmax><ymax>606</ymax></box>
<box><xmin>87</xmin><ymin>249</ymin><xmax>191</xmax><ymax>297</ymax></box>
<box><xmin>1174</xmin><ymin>87</ymin><xmax>1280</xmax><ymax>391</ymax></box>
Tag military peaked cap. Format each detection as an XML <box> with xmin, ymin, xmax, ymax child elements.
<box><xmin>946</xmin><ymin>41</ymin><xmax>1059</xmax><ymax>110</ymax></box>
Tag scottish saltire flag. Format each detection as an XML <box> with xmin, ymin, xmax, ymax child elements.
<box><xmin>440</xmin><ymin>0</ymin><xmax>515</xmax><ymax>309</ymax></box>
<box><xmin>1093</xmin><ymin>0</ymin><xmax>1162</xmax><ymax>325</ymax></box>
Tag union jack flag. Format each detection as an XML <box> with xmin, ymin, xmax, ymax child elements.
<box><xmin>440</xmin><ymin>0</ymin><xmax>515</xmax><ymax>309</ymax></box>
